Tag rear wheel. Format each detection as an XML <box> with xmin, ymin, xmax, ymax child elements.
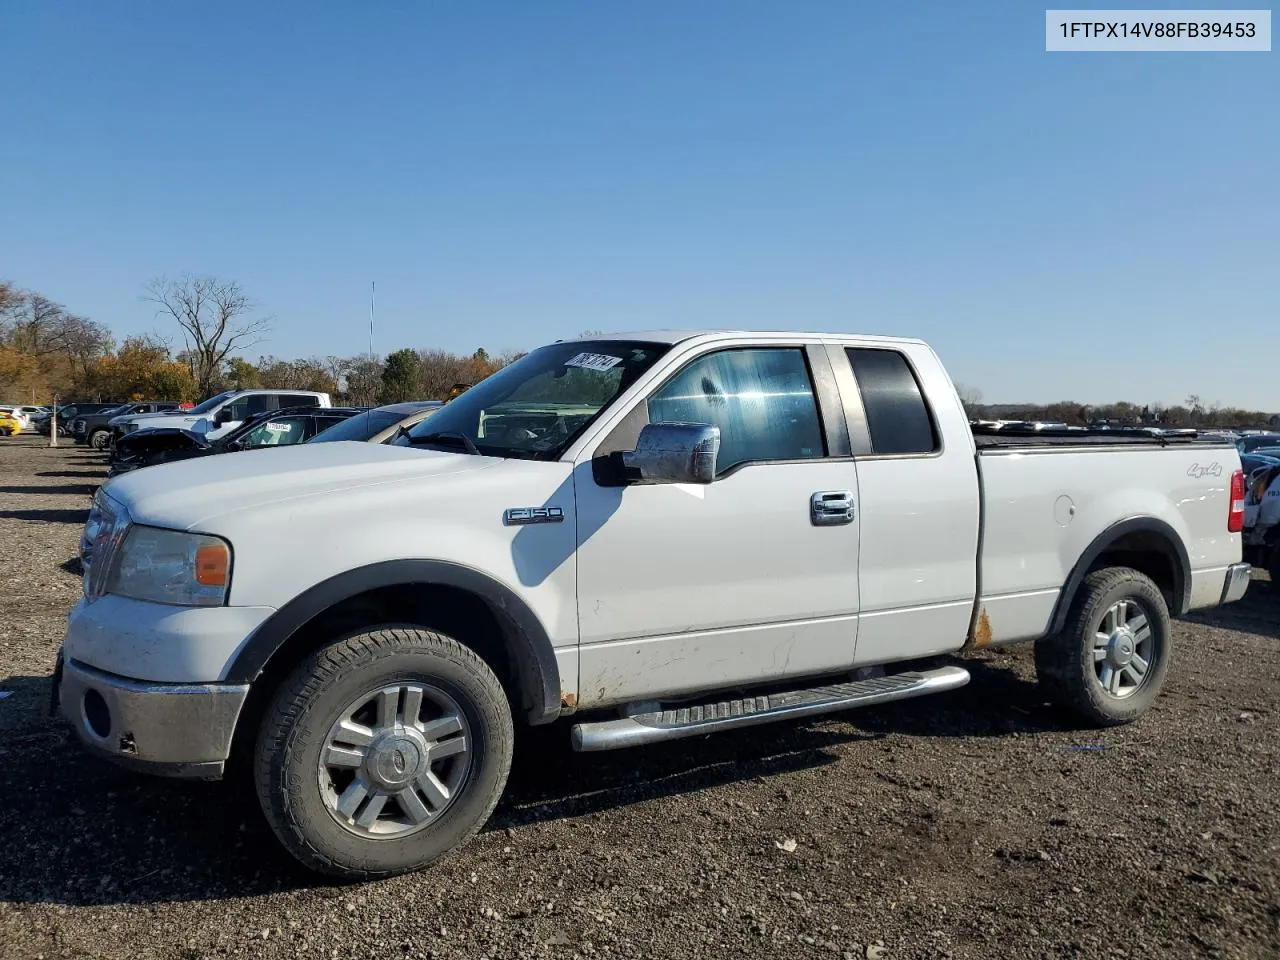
<box><xmin>1035</xmin><ymin>567</ymin><xmax>1171</xmax><ymax>726</ymax></box>
<box><xmin>254</xmin><ymin>626</ymin><xmax>514</xmax><ymax>880</ymax></box>
<box><xmin>89</xmin><ymin>429</ymin><xmax>111</xmax><ymax>450</ymax></box>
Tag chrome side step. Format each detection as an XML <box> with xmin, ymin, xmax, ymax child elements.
<box><xmin>570</xmin><ymin>665</ymin><xmax>970</xmax><ymax>752</ymax></box>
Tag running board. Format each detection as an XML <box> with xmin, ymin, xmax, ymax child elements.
<box><xmin>570</xmin><ymin>665</ymin><xmax>970</xmax><ymax>752</ymax></box>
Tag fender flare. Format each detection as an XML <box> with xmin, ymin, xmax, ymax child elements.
<box><xmin>1048</xmin><ymin>517</ymin><xmax>1192</xmax><ymax>635</ymax></box>
<box><xmin>224</xmin><ymin>560</ymin><xmax>562</xmax><ymax>725</ymax></box>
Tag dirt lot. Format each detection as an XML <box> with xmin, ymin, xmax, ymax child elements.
<box><xmin>0</xmin><ymin>436</ymin><xmax>1277</xmax><ymax>960</ymax></box>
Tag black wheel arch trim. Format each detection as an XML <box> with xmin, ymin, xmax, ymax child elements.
<box><xmin>224</xmin><ymin>560</ymin><xmax>562</xmax><ymax>725</ymax></box>
<box><xmin>1049</xmin><ymin>516</ymin><xmax>1192</xmax><ymax>635</ymax></box>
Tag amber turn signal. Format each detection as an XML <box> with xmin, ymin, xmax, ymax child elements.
<box><xmin>195</xmin><ymin>542</ymin><xmax>230</xmax><ymax>586</ymax></box>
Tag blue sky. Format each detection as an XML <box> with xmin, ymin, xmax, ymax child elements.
<box><xmin>2</xmin><ymin>2</ymin><xmax>1276</xmax><ymax>407</ymax></box>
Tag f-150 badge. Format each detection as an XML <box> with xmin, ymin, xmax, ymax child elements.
<box><xmin>503</xmin><ymin>506</ymin><xmax>565</xmax><ymax>526</ymax></box>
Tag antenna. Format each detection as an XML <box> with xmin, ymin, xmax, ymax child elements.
<box><xmin>369</xmin><ymin>281</ymin><xmax>375</xmax><ymax>357</ymax></box>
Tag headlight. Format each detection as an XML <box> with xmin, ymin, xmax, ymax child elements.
<box><xmin>106</xmin><ymin>527</ymin><xmax>231</xmax><ymax>607</ymax></box>
<box><xmin>82</xmin><ymin>490</ymin><xmax>131</xmax><ymax>598</ymax></box>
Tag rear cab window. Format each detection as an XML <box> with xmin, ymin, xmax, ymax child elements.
<box><xmin>279</xmin><ymin>394</ymin><xmax>322</xmax><ymax>409</ymax></box>
<box><xmin>844</xmin><ymin>347</ymin><xmax>939</xmax><ymax>456</ymax></box>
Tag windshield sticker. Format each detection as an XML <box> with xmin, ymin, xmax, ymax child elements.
<box><xmin>565</xmin><ymin>352</ymin><xmax>622</xmax><ymax>372</ymax></box>
<box><xmin>264</xmin><ymin>421</ymin><xmax>292</xmax><ymax>433</ymax></box>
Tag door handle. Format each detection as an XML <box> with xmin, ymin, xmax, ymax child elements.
<box><xmin>810</xmin><ymin>490</ymin><xmax>855</xmax><ymax>526</ymax></box>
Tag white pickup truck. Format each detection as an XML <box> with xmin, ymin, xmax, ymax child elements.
<box><xmin>56</xmin><ymin>330</ymin><xmax>1250</xmax><ymax>879</ymax></box>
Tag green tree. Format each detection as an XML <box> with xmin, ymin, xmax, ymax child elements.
<box><xmin>224</xmin><ymin>356</ymin><xmax>262</xmax><ymax>390</ymax></box>
<box><xmin>380</xmin><ymin>348</ymin><xmax>420</xmax><ymax>403</ymax></box>
<box><xmin>341</xmin><ymin>354</ymin><xmax>383</xmax><ymax>406</ymax></box>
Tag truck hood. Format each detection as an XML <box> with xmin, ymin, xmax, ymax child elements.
<box><xmin>112</xmin><ymin>426</ymin><xmax>209</xmax><ymax>458</ymax></box>
<box><xmin>101</xmin><ymin>441</ymin><xmax>501</xmax><ymax>531</ymax></box>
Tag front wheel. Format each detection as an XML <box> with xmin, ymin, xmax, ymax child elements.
<box><xmin>1035</xmin><ymin>567</ymin><xmax>1171</xmax><ymax>726</ymax></box>
<box><xmin>89</xmin><ymin>429</ymin><xmax>111</xmax><ymax>450</ymax></box>
<box><xmin>254</xmin><ymin>626</ymin><xmax>514</xmax><ymax>880</ymax></box>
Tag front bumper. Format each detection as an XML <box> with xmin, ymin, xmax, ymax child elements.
<box><xmin>56</xmin><ymin>655</ymin><xmax>248</xmax><ymax>779</ymax></box>
<box><xmin>1220</xmin><ymin>563</ymin><xmax>1252</xmax><ymax>605</ymax></box>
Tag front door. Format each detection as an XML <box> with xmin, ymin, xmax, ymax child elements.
<box><xmin>573</xmin><ymin>344</ymin><xmax>860</xmax><ymax>709</ymax></box>
<box><xmin>205</xmin><ymin>394</ymin><xmax>275</xmax><ymax>441</ymax></box>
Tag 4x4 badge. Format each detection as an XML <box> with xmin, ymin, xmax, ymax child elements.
<box><xmin>503</xmin><ymin>506</ymin><xmax>565</xmax><ymax>526</ymax></box>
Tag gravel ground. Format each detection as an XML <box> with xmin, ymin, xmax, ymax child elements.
<box><xmin>1</xmin><ymin>436</ymin><xmax>1277</xmax><ymax>960</ymax></box>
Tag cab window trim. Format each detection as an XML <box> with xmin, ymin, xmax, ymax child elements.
<box><xmin>828</xmin><ymin>344</ymin><xmax>944</xmax><ymax>461</ymax></box>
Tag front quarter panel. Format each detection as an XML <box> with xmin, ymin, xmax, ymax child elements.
<box><xmin>215</xmin><ymin>458</ymin><xmax>580</xmax><ymax>680</ymax></box>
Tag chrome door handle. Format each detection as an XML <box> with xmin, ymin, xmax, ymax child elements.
<box><xmin>810</xmin><ymin>490</ymin><xmax>855</xmax><ymax>526</ymax></box>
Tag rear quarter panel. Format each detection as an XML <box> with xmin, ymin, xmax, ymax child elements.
<box><xmin>977</xmin><ymin>443</ymin><xmax>1240</xmax><ymax>645</ymax></box>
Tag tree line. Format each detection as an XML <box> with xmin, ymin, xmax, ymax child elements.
<box><xmin>954</xmin><ymin>384</ymin><xmax>1278</xmax><ymax>431</ymax></box>
<box><xmin>4</xmin><ymin>275</ymin><xmax>1271</xmax><ymax>425</ymax></box>
<box><xmin>0</xmin><ymin>276</ymin><xmax>521</xmax><ymax>407</ymax></box>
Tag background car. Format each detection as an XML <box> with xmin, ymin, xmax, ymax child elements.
<box><xmin>0</xmin><ymin>410</ymin><xmax>24</xmax><ymax>436</ymax></box>
<box><xmin>1241</xmin><ymin>451</ymin><xmax>1280</xmax><ymax>477</ymax></box>
<box><xmin>6</xmin><ymin>404</ymin><xmax>47</xmax><ymax>424</ymax></box>
<box><xmin>0</xmin><ymin>406</ymin><xmax>32</xmax><ymax>430</ymax></box>
<box><xmin>75</xmin><ymin>401</ymin><xmax>185</xmax><ymax>449</ymax></box>
<box><xmin>1236</xmin><ymin>434</ymin><xmax>1280</xmax><ymax>455</ymax></box>
<box><xmin>108</xmin><ymin>406</ymin><xmax>364</xmax><ymax>476</ymax></box>
<box><xmin>33</xmin><ymin>402</ymin><xmax>120</xmax><ymax>436</ymax></box>
<box><xmin>307</xmin><ymin>401</ymin><xmax>442</xmax><ymax>445</ymax></box>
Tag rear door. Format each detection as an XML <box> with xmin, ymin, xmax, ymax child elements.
<box><xmin>572</xmin><ymin>340</ymin><xmax>862</xmax><ymax>708</ymax></box>
<box><xmin>309</xmin><ymin>412</ymin><xmax>355</xmax><ymax>437</ymax></box>
<box><xmin>827</xmin><ymin>343</ymin><xmax>980</xmax><ymax>665</ymax></box>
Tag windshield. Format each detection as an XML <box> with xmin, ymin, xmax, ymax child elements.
<box><xmin>310</xmin><ymin>409</ymin><xmax>406</xmax><ymax>443</ymax></box>
<box><xmin>188</xmin><ymin>391</ymin><xmax>235</xmax><ymax>415</ymax></box>
<box><xmin>397</xmin><ymin>340</ymin><xmax>669</xmax><ymax>459</ymax></box>
<box><xmin>237</xmin><ymin>415</ymin><xmax>310</xmax><ymax>448</ymax></box>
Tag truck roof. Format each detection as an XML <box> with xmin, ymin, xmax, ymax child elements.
<box><xmin>561</xmin><ymin>329</ymin><xmax>927</xmax><ymax>346</ymax></box>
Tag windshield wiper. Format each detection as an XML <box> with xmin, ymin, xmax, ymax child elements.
<box><xmin>407</xmin><ymin>431</ymin><xmax>481</xmax><ymax>456</ymax></box>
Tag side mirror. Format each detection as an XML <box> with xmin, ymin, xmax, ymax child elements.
<box><xmin>619</xmin><ymin>422</ymin><xmax>720</xmax><ymax>485</ymax></box>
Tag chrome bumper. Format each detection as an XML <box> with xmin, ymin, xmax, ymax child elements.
<box><xmin>57</xmin><ymin>656</ymin><xmax>248</xmax><ymax>779</ymax></box>
<box><xmin>1220</xmin><ymin>563</ymin><xmax>1252</xmax><ymax>605</ymax></box>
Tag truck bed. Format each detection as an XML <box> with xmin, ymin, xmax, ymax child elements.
<box><xmin>971</xmin><ymin>430</ymin><xmax>1240</xmax><ymax>649</ymax></box>
<box><xmin>972</xmin><ymin>425</ymin><xmax>1232</xmax><ymax>451</ymax></box>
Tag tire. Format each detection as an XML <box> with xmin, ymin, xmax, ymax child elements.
<box><xmin>89</xmin><ymin>429</ymin><xmax>111</xmax><ymax>450</ymax></box>
<box><xmin>254</xmin><ymin>626</ymin><xmax>514</xmax><ymax>880</ymax></box>
<box><xmin>1035</xmin><ymin>567</ymin><xmax>1171</xmax><ymax>727</ymax></box>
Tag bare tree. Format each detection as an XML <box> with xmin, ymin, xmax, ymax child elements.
<box><xmin>341</xmin><ymin>354</ymin><xmax>383</xmax><ymax>406</ymax></box>
<box><xmin>416</xmin><ymin>348</ymin><xmax>468</xmax><ymax>399</ymax></box>
<box><xmin>953</xmin><ymin>382</ymin><xmax>984</xmax><ymax>415</ymax></box>
<box><xmin>0</xmin><ymin>280</ymin><xmax>22</xmax><ymax>318</ymax></box>
<box><xmin>48</xmin><ymin>314</ymin><xmax>114</xmax><ymax>380</ymax></box>
<box><xmin>145</xmin><ymin>276</ymin><xmax>270</xmax><ymax>398</ymax></box>
<box><xmin>5</xmin><ymin>292</ymin><xmax>68</xmax><ymax>355</ymax></box>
